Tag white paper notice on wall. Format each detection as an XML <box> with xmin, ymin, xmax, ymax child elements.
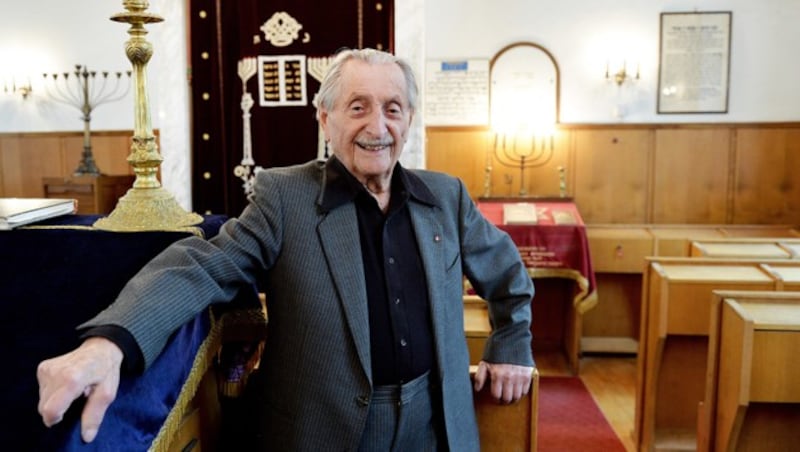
<box><xmin>424</xmin><ymin>59</ymin><xmax>489</xmax><ymax>126</ymax></box>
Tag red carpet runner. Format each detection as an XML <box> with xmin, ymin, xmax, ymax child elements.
<box><xmin>537</xmin><ymin>376</ymin><xmax>627</xmax><ymax>452</ymax></box>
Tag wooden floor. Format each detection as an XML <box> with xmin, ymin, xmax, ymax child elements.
<box><xmin>536</xmin><ymin>351</ymin><xmax>638</xmax><ymax>452</ymax></box>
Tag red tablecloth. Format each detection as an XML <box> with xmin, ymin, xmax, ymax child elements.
<box><xmin>477</xmin><ymin>200</ymin><xmax>597</xmax><ymax>313</ymax></box>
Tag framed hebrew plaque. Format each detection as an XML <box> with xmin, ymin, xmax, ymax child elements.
<box><xmin>658</xmin><ymin>11</ymin><xmax>732</xmax><ymax>114</ymax></box>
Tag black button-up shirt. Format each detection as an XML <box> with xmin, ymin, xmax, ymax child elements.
<box><xmin>324</xmin><ymin>157</ymin><xmax>435</xmax><ymax>385</ymax></box>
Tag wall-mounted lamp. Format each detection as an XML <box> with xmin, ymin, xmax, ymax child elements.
<box><xmin>3</xmin><ymin>78</ymin><xmax>33</xmax><ymax>99</ymax></box>
<box><xmin>605</xmin><ymin>61</ymin><xmax>640</xmax><ymax>86</ymax></box>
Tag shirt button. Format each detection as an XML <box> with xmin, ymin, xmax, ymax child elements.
<box><xmin>388</xmin><ymin>257</ymin><xmax>395</xmax><ymax>264</ymax></box>
<box><xmin>434</xmin><ymin>235</ymin><xmax>441</xmax><ymax>242</ymax></box>
<box><xmin>356</xmin><ymin>395</ymin><xmax>370</xmax><ymax>406</ymax></box>
<box><xmin>394</xmin><ymin>298</ymin><xmax>401</xmax><ymax>305</ymax></box>
<box><xmin>400</xmin><ymin>338</ymin><xmax>407</xmax><ymax>347</ymax></box>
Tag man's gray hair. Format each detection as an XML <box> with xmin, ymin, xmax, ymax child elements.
<box><xmin>314</xmin><ymin>48</ymin><xmax>418</xmax><ymax>119</ymax></box>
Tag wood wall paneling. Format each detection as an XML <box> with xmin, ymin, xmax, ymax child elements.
<box><xmin>426</xmin><ymin>123</ymin><xmax>800</xmax><ymax>225</ymax></box>
<box><xmin>652</xmin><ymin>128</ymin><xmax>730</xmax><ymax>224</ymax></box>
<box><xmin>0</xmin><ymin>131</ymin><xmax>135</xmax><ymax>198</ymax></box>
<box><xmin>425</xmin><ymin>128</ymin><xmax>569</xmax><ymax>199</ymax></box>
<box><xmin>572</xmin><ymin>128</ymin><xmax>651</xmax><ymax>223</ymax></box>
<box><xmin>425</xmin><ymin>129</ymin><xmax>490</xmax><ymax>197</ymax></box>
<box><xmin>734</xmin><ymin>127</ymin><xmax>800</xmax><ymax>224</ymax></box>
<box><xmin>489</xmin><ymin>131</ymin><xmax>569</xmax><ymax>199</ymax></box>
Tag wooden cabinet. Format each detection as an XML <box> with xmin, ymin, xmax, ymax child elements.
<box><xmin>700</xmin><ymin>291</ymin><xmax>800</xmax><ymax>452</ymax></box>
<box><xmin>583</xmin><ymin>226</ymin><xmax>652</xmax><ymax>353</ymax></box>
<box><xmin>588</xmin><ymin>226</ymin><xmax>653</xmax><ymax>273</ymax></box>
<box><xmin>43</xmin><ymin>174</ymin><xmax>134</xmax><ymax>214</ymax></box>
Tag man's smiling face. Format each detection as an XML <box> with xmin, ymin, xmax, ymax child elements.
<box><xmin>319</xmin><ymin>59</ymin><xmax>413</xmax><ymax>187</ymax></box>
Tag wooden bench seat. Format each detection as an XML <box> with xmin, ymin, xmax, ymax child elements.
<box><xmin>584</xmin><ymin>224</ymin><xmax>800</xmax><ymax>355</ymax></box>
<box><xmin>699</xmin><ymin>290</ymin><xmax>800</xmax><ymax>452</ymax></box>
<box><xmin>690</xmin><ymin>238</ymin><xmax>800</xmax><ymax>260</ymax></box>
<box><xmin>635</xmin><ymin>257</ymin><xmax>800</xmax><ymax>452</ymax></box>
<box><xmin>464</xmin><ymin>296</ymin><xmax>539</xmax><ymax>452</ymax></box>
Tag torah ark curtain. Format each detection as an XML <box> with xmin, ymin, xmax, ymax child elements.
<box><xmin>189</xmin><ymin>0</ymin><xmax>394</xmax><ymax>216</ymax></box>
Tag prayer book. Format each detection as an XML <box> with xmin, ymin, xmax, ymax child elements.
<box><xmin>0</xmin><ymin>198</ymin><xmax>77</xmax><ymax>230</ymax></box>
<box><xmin>503</xmin><ymin>202</ymin><xmax>538</xmax><ymax>225</ymax></box>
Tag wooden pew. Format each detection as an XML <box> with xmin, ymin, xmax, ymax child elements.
<box><xmin>690</xmin><ymin>238</ymin><xmax>800</xmax><ymax>260</ymax></box>
<box><xmin>465</xmin><ymin>296</ymin><xmax>539</xmax><ymax>452</ymax></box>
<box><xmin>698</xmin><ymin>290</ymin><xmax>800</xmax><ymax>452</ymax></box>
<box><xmin>635</xmin><ymin>257</ymin><xmax>800</xmax><ymax>451</ymax></box>
<box><xmin>584</xmin><ymin>224</ymin><xmax>800</xmax><ymax>356</ymax></box>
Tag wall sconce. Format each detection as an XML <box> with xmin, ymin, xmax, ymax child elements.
<box><xmin>605</xmin><ymin>61</ymin><xmax>640</xmax><ymax>86</ymax></box>
<box><xmin>3</xmin><ymin>78</ymin><xmax>33</xmax><ymax>99</ymax></box>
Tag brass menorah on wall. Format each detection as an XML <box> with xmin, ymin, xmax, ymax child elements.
<box><xmin>492</xmin><ymin>132</ymin><xmax>554</xmax><ymax>197</ymax></box>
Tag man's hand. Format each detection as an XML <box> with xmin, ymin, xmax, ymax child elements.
<box><xmin>37</xmin><ymin>337</ymin><xmax>123</xmax><ymax>443</ymax></box>
<box><xmin>473</xmin><ymin>360</ymin><xmax>533</xmax><ymax>404</ymax></box>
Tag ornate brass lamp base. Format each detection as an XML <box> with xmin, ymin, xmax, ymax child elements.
<box><xmin>94</xmin><ymin>186</ymin><xmax>203</xmax><ymax>232</ymax></box>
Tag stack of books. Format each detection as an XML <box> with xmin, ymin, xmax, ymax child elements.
<box><xmin>0</xmin><ymin>198</ymin><xmax>77</xmax><ymax>230</ymax></box>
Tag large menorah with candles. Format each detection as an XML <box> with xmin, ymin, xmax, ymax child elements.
<box><xmin>93</xmin><ymin>0</ymin><xmax>202</xmax><ymax>231</ymax></box>
<box><xmin>491</xmin><ymin>132</ymin><xmax>555</xmax><ymax>197</ymax></box>
<box><xmin>42</xmin><ymin>65</ymin><xmax>131</xmax><ymax>176</ymax></box>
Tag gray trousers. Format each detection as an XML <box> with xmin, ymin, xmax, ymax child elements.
<box><xmin>358</xmin><ymin>371</ymin><xmax>446</xmax><ymax>451</ymax></box>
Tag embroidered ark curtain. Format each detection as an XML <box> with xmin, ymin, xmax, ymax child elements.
<box><xmin>189</xmin><ymin>0</ymin><xmax>394</xmax><ymax>215</ymax></box>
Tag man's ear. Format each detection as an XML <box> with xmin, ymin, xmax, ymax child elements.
<box><xmin>405</xmin><ymin>111</ymin><xmax>414</xmax><ymax>141</ymax></box>
<box><xmin>319</xmin><ymin>109</ymin><xmax>330</xmax><ymax>140</ymax></box>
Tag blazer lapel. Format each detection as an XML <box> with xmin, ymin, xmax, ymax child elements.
<box><xmin>317</xmin><ymin>204</ymin><xmax>372</xmax><ymax>383</ymax></box>
<box><xmin>408</xmin><ymin>202</ymin><xmax>448</xmax><ymax>374</ymax></box>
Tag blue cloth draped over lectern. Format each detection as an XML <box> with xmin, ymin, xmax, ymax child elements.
<box><xmin>0</xmin><ymin>214</ymin><xmax>250</xmax><ymax>451</ymax></box>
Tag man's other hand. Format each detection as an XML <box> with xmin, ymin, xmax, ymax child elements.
<box><xmin>472</xmin><ymin>360</ymin><xmax>533</xmax><ymax>404</ymax></box>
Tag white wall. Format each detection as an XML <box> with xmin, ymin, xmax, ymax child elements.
<box><xmin>0</xmin><ymin>0</ymin><xmax>192</xmax><ymax>209</ymax></box>
<box><xmin>425</xmin><ymin>0</ymin><xmax>800</xmax><ymax>123</ymax></box>
<box><xmin>2</xmin><ymin>0</ymin><xmax>799</xmax><ymax>204</ymax></box>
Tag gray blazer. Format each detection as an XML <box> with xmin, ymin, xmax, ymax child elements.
<box><xmin>85</xmin><ymin>159</ymin><xmax>534</xmax><ymax>451</ymax></box>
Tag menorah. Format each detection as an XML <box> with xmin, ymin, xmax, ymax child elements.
<box><xmin>492</xmin><ymin>132</ymin><xmax>554</xmax><ymax>197</ymax></box>
<box><xmin>42</xmin><ymin>65</ymin><xmax>131</xmax><ymax>176</ymax></box>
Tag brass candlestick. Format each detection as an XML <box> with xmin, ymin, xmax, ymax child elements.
<box><xmin>94</xmin><ymin>0</ymin><xmax>202</xmax><ymax>231</ymax></box>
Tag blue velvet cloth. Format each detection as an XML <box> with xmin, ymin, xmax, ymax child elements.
<box><xmin>0</xmin><ymin>214</ymin><xmax>229</xmax><ymax>451</ymax></box>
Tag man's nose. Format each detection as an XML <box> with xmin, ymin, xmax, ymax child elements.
<box><xmin>365</xmin><ymin>109</ymin><xmax>388</xmax><ymax>134</ymax></box>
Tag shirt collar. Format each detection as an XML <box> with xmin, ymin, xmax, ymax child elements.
<box><xmin>319</xmin><ymin>156</ymin><xmax>438</xmax><ymax>212</ymax></box>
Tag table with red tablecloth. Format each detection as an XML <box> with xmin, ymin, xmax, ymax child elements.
<box><xmin>476</xmin><ymin>199</ymin><xmax>597</xmax><ymax>373</ymax></box>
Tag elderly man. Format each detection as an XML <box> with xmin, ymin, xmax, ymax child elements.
<box><xmin>37</xmin><ymin>48</ymin><xmax>534</xmax><ymax>451</ymax></box>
